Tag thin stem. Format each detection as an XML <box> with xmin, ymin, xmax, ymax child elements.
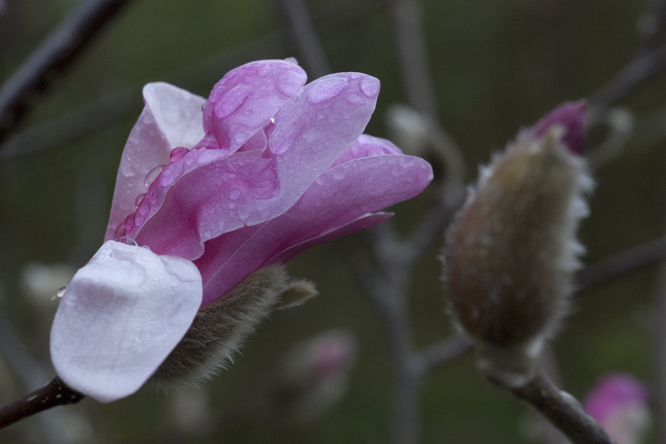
<box><xmin>575</xmin><ymin>237</ymin><xmax>666</xmax><ymax>291</ymax></box>
<box><xmin>0</xmin><ymin>0</ymin><xmax>132</xmax><ymax>146</ymax></box>
<box><xmin>0</xmin><ymin>378</ymin><xmax>84</xmax><ymax>429</ymax></box>
<box><xmin>510</xmin><ymin>371</ymin><xmax>617</xmax><ymax>444</ymax></box>
<box><xmin>420</xmin><ymin>335</ymin><xmax>471</xmax><ymax>371</ymax></box>
<box><xmin>388</xmin><ymin>0</ymin><xmax>438</xmax><ymax>119</ymax></box>
<box><xmin>273</xmin><ymin>0</ymin><xmax>331</xmax><ymax>78</ymax></box>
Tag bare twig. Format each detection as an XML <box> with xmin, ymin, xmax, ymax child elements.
<box><xmin>387</xmin><ymin>0</ymin><xmax>438</xmax><ymax>119</ymax></box>
<box><xmin>589</xmin><ymin>0</ymin><xmax>666</xmax><ymax>112</ymax></box>
<box><xmin>420</xmin><ymin>335</ymin><xmax>471</xmax><ymax>371</ymax></box>
<box><xmin>0</xmin><ymin>378</ymin><xmax>84</xmax><ymax>429</ymax></box>
<box><xmin>0</xmin><ymin>0</ymin><xmax>132</xmax><ymax>146</ymax></box>
<box><xmin>273</xmin><ymin>0</ymin><xmax>331</xmax><ymax>78</ymax></box>
<box><xmin>510</xmin><ymin>371</ymin><xmax>618</xmax><ymax>444</ymax></box>
<box><xmin>575</xmin><ymin>237</ymin><xmax>666</xmax><ymax>291</ymax></box>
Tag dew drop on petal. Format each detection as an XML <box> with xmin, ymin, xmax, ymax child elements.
<box><xmin>144</xmin><ymin>165</ymin><xmax>163</xmax><ymax>189</ymax></box>
<box><xmin>360</xmin><ymin>76</ymin><xmax>380</xmax><ymax>98</ymax></box>
<box><xmin>134</xmin><ymin>193</ymin><xmax>146</xmax><ymax>208</ymax></box>
<box><xmin>228</xmin><ymin>202</ymin><xmax>236</xmax><ymax>209</ymax></box>
<box><xmin>229</xmin><ymin>190</ymin><xmax>241</xmax><ymax>200</ymax></box>
<box><xmin>170</xmin><ymin>147</ymin><xmax>189</xmax><ymax>163</ymax></box>
<box><xmin>52</xmin><ymin>286</ymin><xmax>67</xmax><ymax>301</ymax></box>
<box><xmin>114</xmin><ymin>223</ymin><xmax>126</xmax><ymax>239</ymax></box>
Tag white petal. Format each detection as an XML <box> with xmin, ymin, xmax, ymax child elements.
<box><xmin>50</xmin><ymin>241</ymin><xmax>202</xmax><ymax>403</ymax></box>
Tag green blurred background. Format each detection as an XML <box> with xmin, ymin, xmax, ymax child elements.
<box><xmin>0</xmin><ymin>0</ymin><xmax>665</xmax><ymax>442</ymax></box>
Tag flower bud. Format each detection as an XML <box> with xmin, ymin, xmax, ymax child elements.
<box><xmin>271</xmin><ymin>329</ymin><xmax>357</xmax><ymax>423</ymax></box>
<box><xmin>583</xmin><ymin>373</ymin><xmax>650</xmax><ymax>444</ymax></box>
<box><xmin>152</xmin><ymin>265</ymin><xmax>290</xmax><ymax>385</ymax></box>
<box><xmin>445</xmin><ymin>101</ymin><xmax>592</xmax><ymax>388</ymax></box>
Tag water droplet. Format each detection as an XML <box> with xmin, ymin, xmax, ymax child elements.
<box><xmin>137</xmin><ymin>204</ymin><xmax>149</xmax><ymax>216</ymax></box>
<box><xmin>360</xmin><ymin>76</ymin><xmax>380</xmax><ymax>98</ymax></box>
<box><xmin>204</xmin><ymin>230</ymin><xmax>212</xmax><ymax>238</ymax></box>
<box><xmin>114</xmin><ymin>223</ymin><xmax>126</xmax><ymax>239</ymax></box>
<box><xmin>134</xmin><ymin>213</ymin><xmax>145</xmax><ymax>226</ymax></box>
<box><xmin>270</xmin><ymin>117</ymin><xmax>276</xmax><ymax>124</ymax></box>
<box><xmin>52</xmin><ymin>286</ymin><xmax>67</xmax><ymax>301</ymax></box>
<box><xmin>170</xmin><ymin>147</ymin><xmax>189</xmax><ymax>163</ymax></box>
<box><xmin>144</xmin><ymin>166</ymin><xmax>163</xmax><ymax>189</ymax></box>
<box><xmin>134</xmin><ymin>193</ymin><xmax>146</xmax><ymax>208</ymax></box>
<box><xmin>229</xmin><ymin>190</ymin><xmax>241</xmax><ymax>200</ymax></box>
<box><xmin>228</xmin><ymin>202</ymin><xmax>236</xmax><ymax>209</ymax></box>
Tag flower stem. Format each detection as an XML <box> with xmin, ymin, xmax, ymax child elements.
<box><xmin>0</xmin><ymin>378</ymin><xmax>84</xmax><ymax>429</ymax></box>
<box><xmin>510</xmin><ymin>370</ymin><xmax>617</xmax><ymax>444</ymax></box>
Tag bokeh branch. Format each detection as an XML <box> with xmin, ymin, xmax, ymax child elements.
<box><xmin>0</xmin><ymin>0</ymin><xmax>132</xmax><ymax>146</ymax></box>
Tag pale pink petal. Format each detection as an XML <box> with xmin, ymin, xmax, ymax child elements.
<box><xmin>50</xmin><ymin>241</ymin><xmax>202</xmax><ymax>403</ymax></box>
<box><xmin>104</xmin><ymin>83</ymin><xmax>205</xmax><ymax>241</ymax></box>
<box><xmin>196</xmin><ymin>154</ymin><xmax>432</xmax><ymax>305</ymax></box>
<box><xmin>130</xmin><ymin>73</ymin><xmax>382</xmax><ymax>260</ymax></box>
<box><xmin>195</xmin><ymin>59</ymin><xmax>307</xmax><ymax>153</ymax></box>
<box><xmin>330</xmin><ymin>134</ymin><xmax>403</xmax><ymax>168</ymax></box>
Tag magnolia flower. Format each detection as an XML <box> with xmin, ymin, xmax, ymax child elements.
<box><xmin>446</xmin><ymin>101</ymin><xmax>592</xmax><ymax>387</ymax></box>
<box><xmin>50</xmin><ymin>59</ymin><xmax>433</xmax><ymax>403</ymax></box>
<box><xmin>583</xmin><ymin>373</ymin><xmax>650</xmax><ymax>444</ymax></box>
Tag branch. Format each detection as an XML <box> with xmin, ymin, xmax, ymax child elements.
<box><xmin>273</xmin><ymin>0</ymin><xmax>331</xmax><ymax>78</ymax></box>
<box><xmin>0</xmin><ymin>0</ymin><xmax>133</xmax><ymax>146</ymax></box>
<box><xmin>0</xmin><ymin>378</ymin><xmax>84</xmax><ymax>429</ymax></box>
<box><xmin>575</xmin><ymin>237</ymin><xmax>666</xmax><ymax>291</ymax></box>
<box><xmin>510</xmin><ymin>371</ymin><xmax>617</xmax><ymax>444</ymax></box>
<box><xmin>387</xmin><ymin>0</ymin><xmax>438</xmax><ymax>119</ymax></box>
<box><xmin>420</xmin><ymin>335</ymin><xmax>471</xmax><ymax>371</ymax></box>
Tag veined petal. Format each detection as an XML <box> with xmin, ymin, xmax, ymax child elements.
<box><xmin>196</xmin><ymin>59</ymin><xmax>307</xmax><ymax>154</ymax></box>
<box><xmin>50</xmin><ymin>241</ymin><xmax>202</xmax><ymax>403</ymax></box>
<box><xmin>196</xmin><ymin>154</ymin><xmax>432</xmax><ymax>305</ymax></box>
<box><xmin>131</xmin><ymin>73</ymin><xmax>382</xmax><ymax>260</ymax></box>
<box><xmin>104</xmin><ymin>83</ymin><xmax>205</xmax><ymax>242</ymax></box>
<box><xmin>265</xmin><ymin>212</ymin><xmax>393</xmax><ymax>266</ymax></box>
<box><xmin>330</xmin><ymin>134</ymin><xmax>403</xmax><ymax>168</ymax></box>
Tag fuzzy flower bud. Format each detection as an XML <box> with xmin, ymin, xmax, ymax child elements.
<box><xmin>583</xmin><ymin>373</ymin><xmax>651</xmax><ymax>444</ymax></box>
<box><xmin>445</xmin><ymin>101</ymin><xmax>592</xmax><ymax>387</ymax></box>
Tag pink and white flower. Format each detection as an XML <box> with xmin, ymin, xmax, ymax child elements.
<box><xmin>50</xmin><ymin>59</ymin><xmax>433</xmax><ymax>403</ymax></box>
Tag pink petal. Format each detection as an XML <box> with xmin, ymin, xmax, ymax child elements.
<box><xmin>50</xmin><ymin>241</ymin><xmax>202</xmax><ymax>403</ymax></box>
<box><xmin>528</xmin><ymin>100</ymin><xmax>587</xmax><ymax>154</ymax></box>
<box><xmin>266</xmin><ymin>212</ymin><xmax>393</xmax><ymax>266</ymax></box>
<box><xmin>330</xmin><ymin>134</ymin><xmax>403</xmax><ymax>168</ymax></box>
<box><xmin>196</xmin><ymin>153</ymin><xmax>432</xmax><ymax>305</ymax></box>
<box><xmin>131</xmin><ymin>73</ymin><xmax>382</xmax><ymax>260</ymax></box>
<box><xmin>195</xmin><ymin>59</ymin><xmax>307</xmax><ymax>153</ymax></box>
<box><xmin>104</xmin><ymin>83</ymin><xmax>205</xmax><ymax>242</ymax></box>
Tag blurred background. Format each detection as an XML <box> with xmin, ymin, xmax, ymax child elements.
<box><xmin>0</xmin><ymin>0</ymin><xmax>665</xmax><ymax>442</ymax></box>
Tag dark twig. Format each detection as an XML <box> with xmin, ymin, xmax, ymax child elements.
<box><xmin>590</xmin><ymin>0</ymin><xmax>666</xmax><ymax>112</ymax></box>
<box><xmin>0</xmin><ymin>0</ymin><xmax>132</xmax><ymax>146</ymax></box>
<box><xmin>387</xmin><ymin>0</ymin><xmax>438</xmax><ymax>119</ymax></box>
<box><xmin>510</xmin><ymin>371</ymin><xmax>618</xmax><ymax>444</ymax></box>
<box><xmin>273</xmin><ymin>0</ymin><xmax>331</xmax><ymax>78</ymax></box>
<box><xmin>0</xmin><ymin>378</ymin><xmax>84</xmax><ymax>429</ymax></box>
<box><xmin>420</xmin><ymin>335</ymin><xmax>471</xmax><ymax>371</ymax></box>
<box><xmin>575</xmin><ymin>237</ymin><xmax>666</xmax><ymax>291</ymax></box>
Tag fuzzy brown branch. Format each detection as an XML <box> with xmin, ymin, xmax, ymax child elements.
<box><xmin>0</xmin><ymin>378</ymin><xmax>84</xmax><ymax>429</ymax></box>
<box><xmin>0</xmin><ymin>0</ymin><xmax>132</xmax><ymax>146</ymax></box>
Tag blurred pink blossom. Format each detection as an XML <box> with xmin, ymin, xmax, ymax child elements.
<box><xmin>50</xmin><ymin>59</ymin><xmax>433</xmax><ymax>403</ymax></box>
<box><xmin>583</xmin><ymin>373</ymin><xmax>650</xmax><ymax>444</ymax></box>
